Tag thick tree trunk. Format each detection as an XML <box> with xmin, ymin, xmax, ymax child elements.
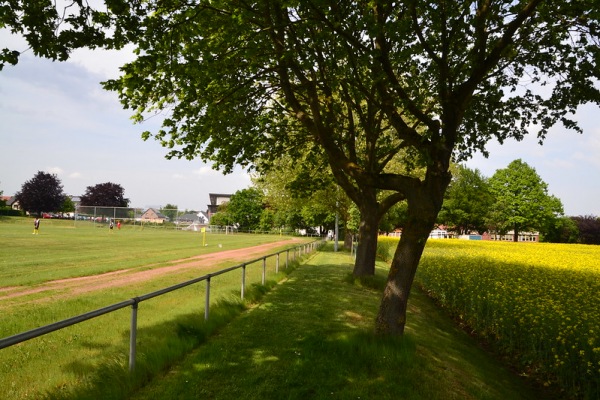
<box><xmin>375</xmin><ymin>174</ymin><xmax>449</xmax><ymax>335</ymax></box>
<box><xmin>374</xmin><ymin>217</ymin><xmax>434</xmax><ymax>335</ymax></box>
<box><xmin>353</xmin><ymin>208</ymin><xmax>380</xmax><ymax>276</ymax></box>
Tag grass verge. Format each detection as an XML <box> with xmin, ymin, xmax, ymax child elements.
<box><xmin>121</xmin><ymin>245</ymin><xmax>546</xmax><ymax>400</ymax></box>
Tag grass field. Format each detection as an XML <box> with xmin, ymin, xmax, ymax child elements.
<box><xmin>0</xmin><ymin>217</ymin><xmax>291</xmax><ymax>287</ymax></box>
<box><xmin>127</xmin><ymin>248</ymin><xmax>546</xmax><ymax>400</ymax></box>
<box><xmin>0</xmin><ymin>217</ymin><xmax>310</xmax><ymax>399</ymax></box>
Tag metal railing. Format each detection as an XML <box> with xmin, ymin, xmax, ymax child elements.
<box><xmin>0</xmin><ymin>240</ymin><xmax>323</xmax><ymax>372</ymax></box>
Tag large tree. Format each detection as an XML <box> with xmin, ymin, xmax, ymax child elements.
<box><xmin>487</xmin><ymin>159</ymin><xmax>563</xmax><ymax>241</ymax></box>
<box><xmin>16</xmin><ymin>171</ymin><xmax>65</xmax><ymax>216</ymax></box>
<box><xmin>227</xmin><ymin>188</ymin><xmax>265</xmax><ymax>231</ymax></box>
<box><xmin>4</xmin><ymin>1</ymin><xmax>600</xmax><ymax>335</ymax></box>
<box><xmin>438</xmin><ymin>165</ymin><xmax>494</xmax><ymax>235</ymax></box>
<box><xmin>79</xmin><ymin>182</ymin><xmax>129</xmax><ymax>208</ymax></box>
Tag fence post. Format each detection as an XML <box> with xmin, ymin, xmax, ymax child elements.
<box><xmin>276</xmin><ymin>253</ymin><xmax>280</xmax><ymax>273</ymax></box>
<box><xmin>129</xmin><ymin>300</ymin><xmax>139</xmax><ymax>372</ymax></box>
<box><xmin>262</xmin><ymin>257</ymin><xmax>266</xmax><ymax>285</ymax></box>
<box><xmin>286</xmin><ymin>249</ymin><xmax>289</xmax><ymax>269</ymax></box>
<box><xmin>205</xmin><ymin>277</ymin><xmax>211</xmax><ymax>321</ymax></box>
<box><xmin>241</xmin><ymin>264</ymin><xmax>246</xmax><ymax>300</ymax></box>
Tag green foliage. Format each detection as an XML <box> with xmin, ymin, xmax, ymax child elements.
<box><xmin>15</xmin><ymin>171</ymin><xmax>65</xmax><ymax>215</ymax></box>
<box><xmin>61</xmin><ymin>196</ymin><xmax>75</xmax><ymax>213</ymax></box>
<box><xmin>158</xmin><ymin>203</ymin><xmax>178</xmax><ymax>221</ymax></box>
<box><xmin>487</xmin><ymin>159</ymin><xmax>563</xmax><ymax>239</ymax></box>
<box><xmin>226</xmin><ymin>188</ymin><xmax>264</xmax><ymax>231</ymax></box>
<box><xmin>541</xmin><ymin>216</ymin><xmax>580</xmax><ymax>243</ymax></box>
<box><xmin>438</xmin><ymin>165</ymin><xmax>494</xmax><ymax>235</ymax></box>
<box><xmin>80</xmin><ymin>182</ymin><xmax>130</xmax><ymax>207</ymax></box>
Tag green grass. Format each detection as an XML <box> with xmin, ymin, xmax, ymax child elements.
<box><xmin>0</xmin><ymin>217</ymin><xmax>310</xmax><ymax>399</ymax></box>
<box><xmin>0</xmin><ymin>217</ymin><xmax>289</xmax><ymax>286</ymax></box>
<box><xmin>123</xmin><ymin>246</ymin><xmax>547</xmax><ymax>400</ymax></box>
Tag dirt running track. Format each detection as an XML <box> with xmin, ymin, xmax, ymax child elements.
<box><xmin>0</xmin><ymin>239</ymin><xmax>304</xmax><ymax>305</ymax></box>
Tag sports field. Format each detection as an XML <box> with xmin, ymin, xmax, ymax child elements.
<box><xmin>0</xmin><ymin>217</ymin><xmax>310</xmax><ymax>399</ymax></box>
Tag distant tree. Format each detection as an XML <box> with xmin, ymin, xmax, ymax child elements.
<box><xmin>160</xmin><ymin>203</ymin><xmax>178</xmax><ymax>221</ymax></box>
<box><xmin>61</xmin><ymin>196</ymin><xmax>76</xmax><ymax>213</ymax></box>
<box><xmin>438</xmin><ymin>166</ymin><xmax>494</xmax><ymax>235</ymax></box>
<box><xmin>541</xmin><ymin>216</ymin><xmax>580</xmax><ymax>243</ymax></box>
<box><xmin>16</xmin><ymin>171</ymin><xmax>65</xmax><ymax>216</ymax></box>
<box><xmin>80</xmin><ymin>183</ymin><xmax>129</xmax><ymax>207</ymax></box>
<box><xmin>227</xmin><ymin>188</ymin><xmax>264</xmax><ymax>231</ymax></box>
<box><xmin>254</xmin><ymin>155</ymin><xmax>350</xmax><ymax>234</ymax></box>
<box><xmin>487</xmin><ymin>160</ymin><xmax>563</xmax><ymax>242</ymax></box>
<box><xmin>210</xmin><ymin>202</ymin><xmax>233</xmax><ymax>226</ymax></box>
<box><xmin>571</xmin><ymin>215</ymin><xmax>600</xmax><ymax>245</ymax></box>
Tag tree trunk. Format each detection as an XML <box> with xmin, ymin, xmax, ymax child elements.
<box><xmin>375</xmin><ymin>175</ymin><xmax>449</xmax><ymax>335</ymax></box>
<box><xmin>375</xmin><ymin>217</ymin><xmax>434</xmax><ymax>335</ymax></box>
<box><xmin>353</xmin><ymin>208</ymin><xmax>380</xmax><ymax>276</ymax></box>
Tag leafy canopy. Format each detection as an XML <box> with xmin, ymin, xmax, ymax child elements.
<box><xmin>16</xmin><ymin>171</ymin><xmax>65</xmax><ymax>215</ymax></box>
<box><xmin>80</xmin><ymin>182</ymin><xmax>129</xmax><ymax>207</ymax></box>
<box><xmin>487</xmin><ymin>159</ymin><xmax>563</xmax><ymax>236</ymax></box>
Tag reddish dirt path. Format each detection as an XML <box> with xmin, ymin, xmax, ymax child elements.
<box><xmin>0</xmin><ymin>239</ymin><xmax>303</xmax><ymax>305</ymax></box>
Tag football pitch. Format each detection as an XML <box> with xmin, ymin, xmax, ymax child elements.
<box><xmin>0</xmin><ymin>217</ymin><xmax>290</xmax><ymax>287</ymax></box>
<box><xmin>0</xmin><ymin>217</ymin><xmax>309</xmax><ymax>399</ymax></box>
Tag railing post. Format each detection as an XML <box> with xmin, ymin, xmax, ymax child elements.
<box><xmin>241</xmin><ymin>264</ymin><xmax>246</xmax><ymax>300</ymax></box>
<box><xmin>129</xmin><ymin>300</ymin><xmax>138</xmax><ymax>372</ymax></box>
<box><xmin>286</xmin><ymin>249</ymin><xmax>289</xmax><ymax>269</ymax></box>
<box><xmin>262</xmin><ymin>257</ymin><xmax>266</xmax><ymax>285</ymax></box>
<box><xmin>276</xmin><ymin>253</ymin><xmax>280</xmax><ymax>273</ymax></box>
<box><xmin>205</xmin><ymin>277</ymin><xmax>211</xmax><ymax>321</ymax></box>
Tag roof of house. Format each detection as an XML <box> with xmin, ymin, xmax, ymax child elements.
<box><xmin>142</xmin><ymin>208</ymin><xmax>168</xmax><ymax>219</ymax></box>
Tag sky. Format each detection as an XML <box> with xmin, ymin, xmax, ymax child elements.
<box><xmin>1</xmin><ymin>40</ymin><xmax>599</xmax><ymax>216</ymax></box>
<box><xmin>0</xmin><ymin>45</ymin><xmax>252</xmax><ymax>212</ymax></box>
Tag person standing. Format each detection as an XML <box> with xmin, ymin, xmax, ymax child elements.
<box><xmin>33</xmin><ymin>217</ymin><xmax>40</xmax><ymax>235</ymax></box>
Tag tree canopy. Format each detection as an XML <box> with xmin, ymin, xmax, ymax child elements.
<box><xmin>16</xmin><ymin>171</ymin><xmax>65</xmax><ymax>215</ymax></box>
<box><xmin>4</xmin><ymin>0</ymin><xmax>600</xmax><ymax>335</ymax></box>
<box><xmin>487</xmin><ymin>159</ymin><xmax>563</xmax><ymax>241</ymax></box>
<box><xmin>438</xmin><ymin>165</ymin><xmax>494</xmax><ymax>235</ymax></box>
<box><xmin>79</xmin><ymin>182</ymin><xmax>129</xmax><ymax>208</ymax></box>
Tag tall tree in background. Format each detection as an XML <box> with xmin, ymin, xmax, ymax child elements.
<box><xmin>438</xmin><ymin>166</ymin><xmax>494</xmax><ymax>235</ymax></box>
<box><xmin>488</xmin><ymin>159</ymin><xmax>563</xmax><ymax>241</ymax></box>
<box><xmin>79</xmin><ymin>182</ymin><xmax>129</xmax><ymax>208</ymax></box>
<box><xmin>3</xmin><ymin>1</ymin><xmax>600</xmax><ymax>335</ymax></box>
<box><xmin>16</xmin><ymin>171</ymin><xmax>65</xmax><ymax>216</ymax></box>
<box><xmin>227</xmin><ymin>188</ymin><xmax>265</xmax><ymax>231</ymax></box>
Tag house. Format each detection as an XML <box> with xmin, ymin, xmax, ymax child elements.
<box><xmin>207</xmin><ymin>193</ymin><xmax>232</xmax><ymax>218</ymax></box>
<box><xmin>140</xmin><ymin>208</ymin><xmax>169</xmax><ymax>223</ymax></box>
<box><xmin>4</xmin><ymin>196</ymin><xmax>21</xmax><ymax>211</ymax></box>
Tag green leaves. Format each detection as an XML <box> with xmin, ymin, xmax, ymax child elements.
<box><xmin>487</xmin><ymin>159</ymin><xmax>563</xmax><ymax>237</ymax></box>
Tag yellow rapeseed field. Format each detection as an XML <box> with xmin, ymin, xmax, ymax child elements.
<box><xmin>378</xmin><ymin>237</ymin><xmax>600</xmax><ymax>399</ymax></box>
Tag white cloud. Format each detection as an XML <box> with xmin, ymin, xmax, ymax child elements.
<box><xmin>47</xmin><ymin>167</ymin><xmax>64</xmax><ymax>175</ymax></box>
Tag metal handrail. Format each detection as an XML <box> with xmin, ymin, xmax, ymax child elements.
<box><xmin>0</xmin><ymin>239</ymin><xmax>323</xmax><ymax>372</ymax></box>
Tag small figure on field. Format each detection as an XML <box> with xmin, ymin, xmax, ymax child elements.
<box><xmin>117</xmin><ymin>221</ymin><xmax>121</xmax><ymax>230</ymax></box>
<box><xmin>33</xmin><ymin>217</ymin><xmax>40</xmax><ymax>235</ymax></box>
<box><xmin>109</xmin><ymin>220</ymin><xmax>114</xmax><ymax>232</ymax></box>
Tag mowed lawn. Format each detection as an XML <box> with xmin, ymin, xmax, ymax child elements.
<box><xmin>0</xmin><ymin>217</ymin><xmax>291</xmax><ymax>287</ymax></box>
<box><xmin>0</xmin><ymin>217</ymin><xmax>309</xmax><ymax>399</ymax></box>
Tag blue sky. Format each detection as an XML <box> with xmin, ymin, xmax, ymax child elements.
<box><xmin>1</xmin><ymin>43</ymin><xmax>598</xmax><ymax>216</ymax></box>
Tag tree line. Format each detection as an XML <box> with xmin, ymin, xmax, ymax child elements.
<box><xmin>4</xmin><ymin>0</ymin><xmax>599</xmax><ymax>336</ymax></box>
<box><xmin>1</xmin><ymin>171</ymin><xmax>129</xmax><ymax>217</ymax></box>
<box><xmin>209</xmin><ymin>159</ymin><xmax>600</xmax><ymax>245</ymax></box>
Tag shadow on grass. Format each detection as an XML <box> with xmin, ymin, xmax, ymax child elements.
<box><xmin>40</xmin><ymin>265</ymin><xmax>297</xmax><ymax>400</ymax></box>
